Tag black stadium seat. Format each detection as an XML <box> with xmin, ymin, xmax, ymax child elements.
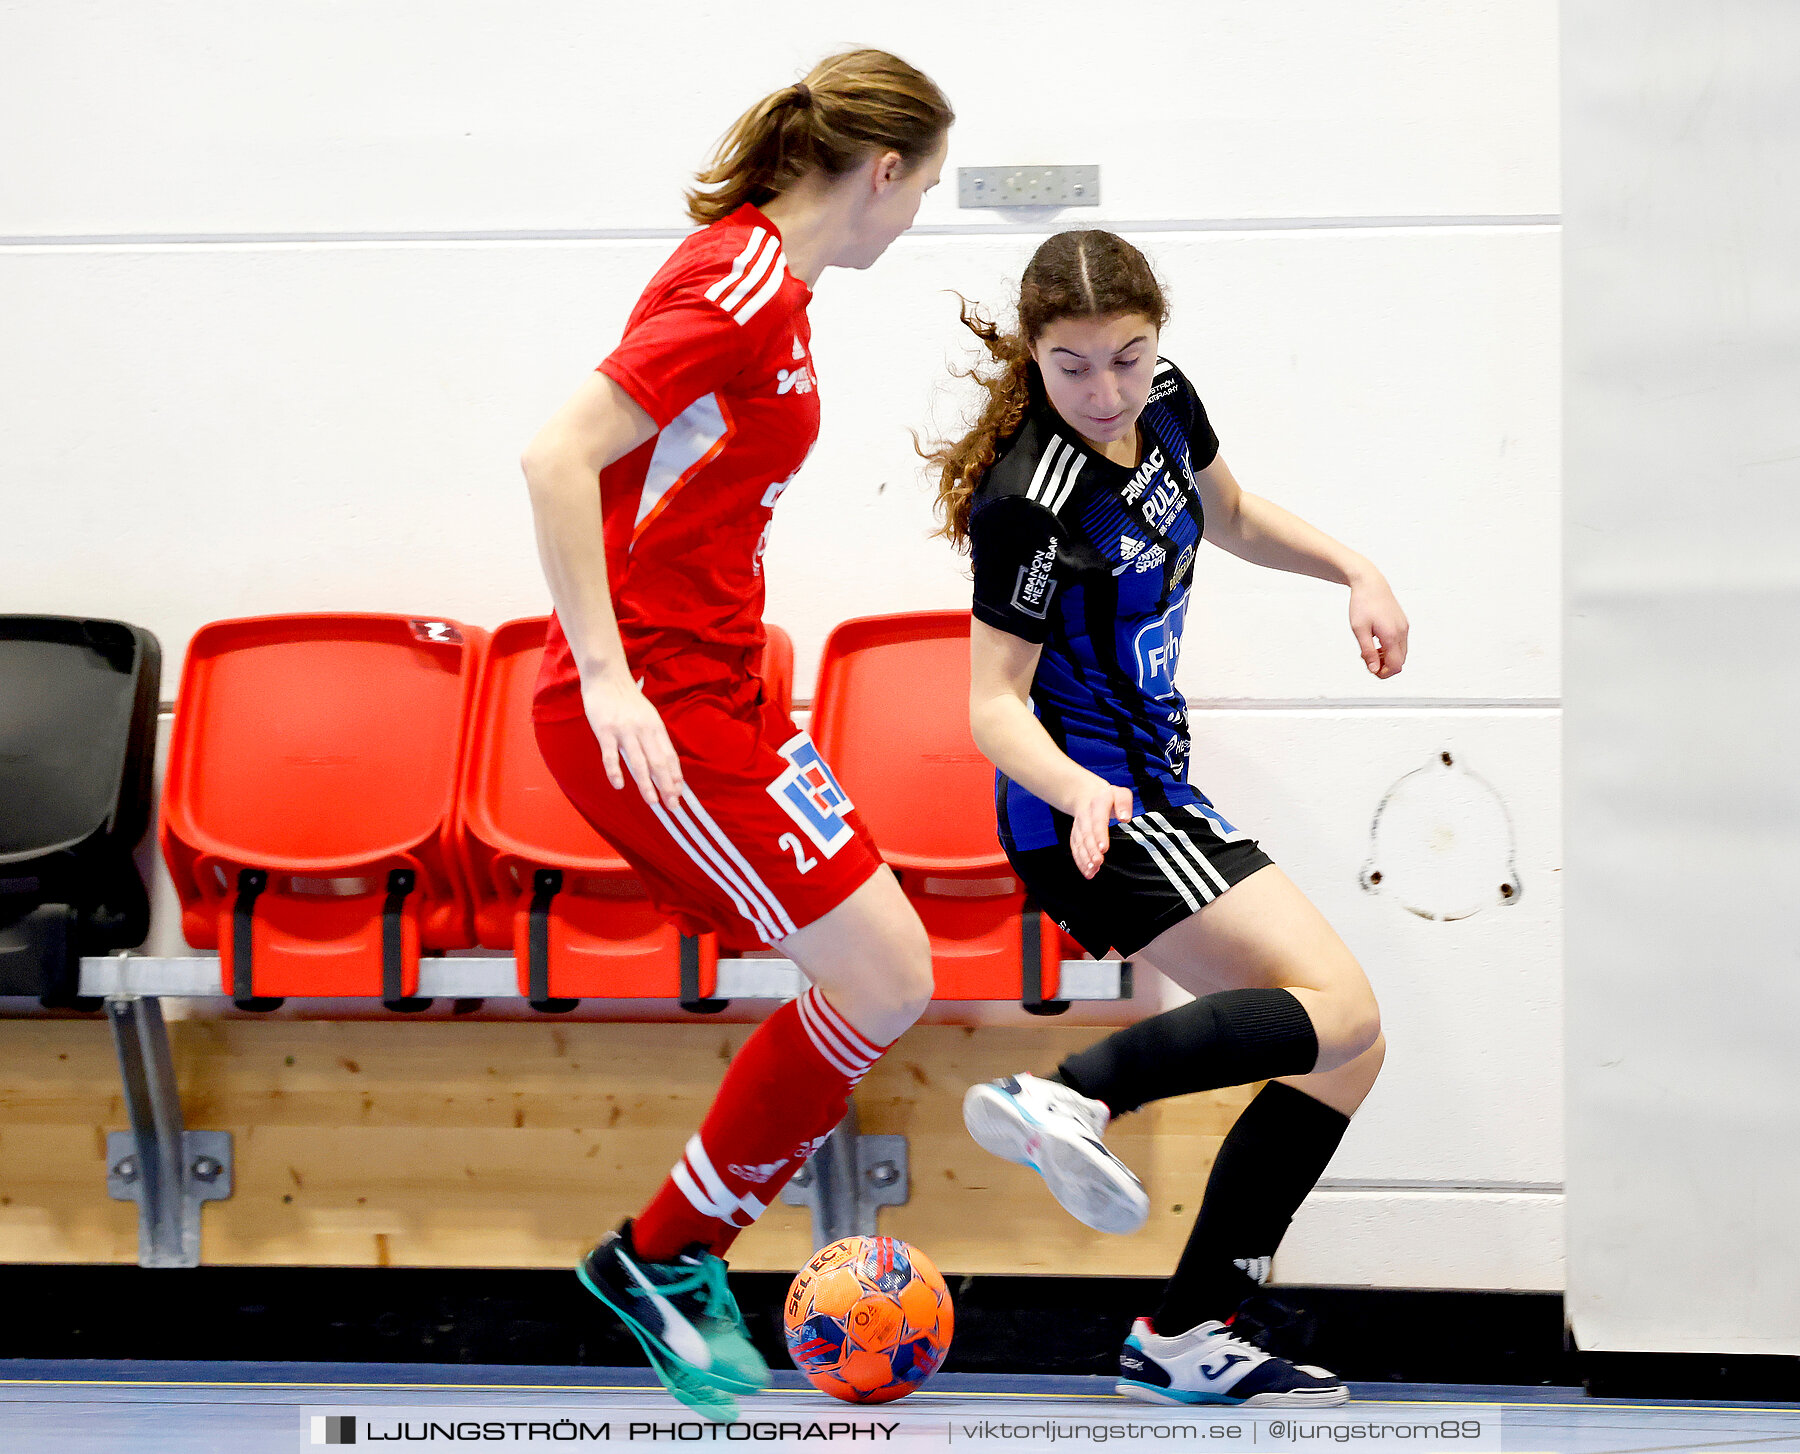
<box><xmin>0</xmin><ymin>616</ymin><xmax>161</xmax><ymax>1006</ymax></box>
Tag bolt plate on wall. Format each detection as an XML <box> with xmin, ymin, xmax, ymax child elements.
<box><xmin>959</xmin><ymin>166</ymin><xmax>1100</xmax><ymax>209</ymax></box>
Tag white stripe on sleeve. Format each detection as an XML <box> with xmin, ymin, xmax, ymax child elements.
<box><xmin>1026</xmin><ymin>439</ymin><xmax>1065</xmax><ymax>504</ymax></box>
<box><xmin>704</xmin><ymin>227</ymin><xmax>766</xmax><ymax>303</ymax></box>
<box><xmin>719</xmin><ymin>236</ymin><xmax>780</xmax><ymax>313</ymax></box>
<box><xmin>1046</xmin><ymin>453</ymin><xmax>1086</xmax><ymax>514</ymax></box>
<box><xmin>733</xmin><ymin>249</ymin><xmax>788</xmax><ymax>324</ymax></box>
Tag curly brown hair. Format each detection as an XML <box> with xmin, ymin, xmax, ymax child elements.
<box><xmin>686</xmin><ymin>50</ymin><xmax>953</xmax><ymax>225</ymax></box>
<box><xmin>925</xmin><ymin>230</ymin><xmax>1170</xmax><ymax>549</ymax></box>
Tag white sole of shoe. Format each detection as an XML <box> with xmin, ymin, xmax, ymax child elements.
<box><xmin>1117</xmin><ymin>1380</ymin><xmax>1350</xmax><ymax>1407</ymax></box>
<box><xmin>962</xmin><ymin>1082</ymin><xmax>1149</xmax><ymax>1234</ymax></box>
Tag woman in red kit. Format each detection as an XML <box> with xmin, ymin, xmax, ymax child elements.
<box><xmin>521</xmin><ymin>50</ymin><xmax>953</xmax><ymax>1420</ymax></box>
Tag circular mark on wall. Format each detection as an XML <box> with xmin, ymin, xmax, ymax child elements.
<box><xmin>1360</xmin><ymin>749</ymin><xmax>1521</xmax><ymax>921</ymax></box>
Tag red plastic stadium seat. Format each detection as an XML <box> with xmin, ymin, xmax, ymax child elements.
<box><xmin>455</xmin><ymin>617</ymin><xmax>796</xmax><ymax>1011</ymax></box>
<box><xmin>160</xmin><ymin>614</ymin><xmax>488</xmax><ymax>1008</ymax></box>
<box><xmin>809</xmin><ymin>610</ymin><xmax>1079</xmax><ymax>1009</ymax></box>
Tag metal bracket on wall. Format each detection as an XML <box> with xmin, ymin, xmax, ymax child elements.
<box><xmin>780</xmin><ymin>1102</ymin><xmax>909</xmax><ymax>1249</ymax></box>
<box><xmin>958</xmin><ymin>166</ymin><xmax>1100</xmax><ymax>208</ymax></box>
<box><xmin>103</xmin><ymin>995</ymin><xmax>233</xmax><ymax>1267</ymax></box>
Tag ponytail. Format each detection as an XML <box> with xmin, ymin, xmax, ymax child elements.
<box><xmin>686</xmin><ymin>49</ymin><xmax>954</xmax><ymax>225</ymax></box>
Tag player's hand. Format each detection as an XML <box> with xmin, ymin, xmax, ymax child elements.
<box><xmin>581</xmin><ymin>663</ymin><xmax>686</xmax><ymax>810</ymax></box>
<box><xmin>1349</xmin><ymin>571</ymin><xmax>1409</xmax><ymax>679</ymax></box>
<box><xmin>1068</xmin><ymin>774</ymin><xmax>1136</xmax><ymax>881</ymax></box>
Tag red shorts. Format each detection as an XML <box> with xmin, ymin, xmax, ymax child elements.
<box><xmin>532</xmin><ymin>699</ymin><xmax>884</xmax><ymax>947</ymax></box>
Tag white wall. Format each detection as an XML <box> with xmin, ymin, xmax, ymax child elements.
<box><xmin>1564</xmin><ymin>1</ymin><xmax>1800</xmax><ymax>1354</ymax></box>
<box><xmin>0</xmin><ymin>1</ymin><xmax>1561</xmax><ymax>1289</ymax></box>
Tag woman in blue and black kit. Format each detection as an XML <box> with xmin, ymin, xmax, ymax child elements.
<box><xmin>927</xmin><ymin>230</ymin><xmax>1411</xmax><ymax>1407</ymax></box>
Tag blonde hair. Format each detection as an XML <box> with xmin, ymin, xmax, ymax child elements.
<box><xmin>925</xmin><ymin>231</ymin><xmax>1170</xmax><ymax>549</ymax></box>
<box><xmin>686</xmin><ymin>49</ymin><xmax>954</xmax><ymax>225</ymax></box>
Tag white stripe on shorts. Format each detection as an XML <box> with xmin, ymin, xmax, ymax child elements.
<box><xmin>1137</xmin><ymin>816</ymin><xmax>1218</xmax><ymax>904</ymax></box>
<box><xmin>1119</xmin><ymin>818</ymin><xmax>1203</xmax><ymax>912</ymax></box>
<box><xmin>1148</xmin><ymin>810</ymin><xmax>1231</xmax><ymax>895</ymax></box>
<box><xmin>679</xmin><ymin>794</ymin><xmax>798</xmax><ymax>939</ymax></box>
<box><xmin>649</xmin><ymin>797</ymin><xmax>782</xmax><ymax>944</ymax></box>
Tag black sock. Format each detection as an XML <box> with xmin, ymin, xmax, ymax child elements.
<box><xmin>1054</xmin><ymin>989</ymin><xmax>1318</xmax><ymax>1118</ymax></box>
<box><xmin>1154</xmin><ymin>1080</ymin><xmax>1350</xmax><ymax>1336</ymax></box>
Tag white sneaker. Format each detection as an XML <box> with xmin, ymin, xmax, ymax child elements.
<box><xmin>1117</xmin><ymin>1317</ymin><xmax>1348</xmax><ymax>1406</ymax></box>
<box><xmin>962</xmin><ymin>1073</ymin><xmax>1149</xmax><ymax>1234</ymax></box>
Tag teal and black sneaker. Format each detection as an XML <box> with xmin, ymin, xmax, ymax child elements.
<box><xmin>577</xmin><ymin>1222</ymin><xmax>770</xmax><ymax>1422</ymax></box>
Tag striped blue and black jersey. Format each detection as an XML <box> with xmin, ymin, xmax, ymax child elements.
<box><xmin>969</xmin><ymin>357</ymin><xmax>1228</xmax><ymax>854</ymax></box>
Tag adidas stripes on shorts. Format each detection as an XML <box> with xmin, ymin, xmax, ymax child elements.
<box><xmin>1008</xmin><ymin>800</ymin><xmax>1274</xmax><ymax>960</ymax></box>
<box><xmin>533</xmin><ymin>697</ymin><xmax>884</xmax><ymax>947</ymax></box>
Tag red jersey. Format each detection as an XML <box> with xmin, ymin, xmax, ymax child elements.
<box><xmin>535</xmin><ymin>205</ymin><xmax>819</xmax><ymax>721</ymax></box>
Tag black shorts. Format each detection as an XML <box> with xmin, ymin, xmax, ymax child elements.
<box><xmin>1008</xmin><ymin>803</ymin><xmax>1275</xmax><ymax>959</ymax></box>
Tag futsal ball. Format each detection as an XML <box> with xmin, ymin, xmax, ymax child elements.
<box><xmin>783</xmin><ymin>1235</ymin><xmax>954</xmax><ymax>1403</ymax></box>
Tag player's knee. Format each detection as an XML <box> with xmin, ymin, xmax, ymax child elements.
<box><xmin>885</xmin><ymin>924</ymin><xmax>936</xmax><ymax>1022</ymax></box>
<box><xmin>1339</xmin><ymin>986</ymin><xmax>1382</xmax><ymax>1061</ymax></box>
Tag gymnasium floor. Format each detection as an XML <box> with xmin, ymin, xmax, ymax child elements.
<box><xmin>2</xmin><ymin>1361</ymin><xmax>1796</xmax><ymax>1454</ymax></box>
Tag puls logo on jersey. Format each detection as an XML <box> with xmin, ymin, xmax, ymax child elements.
<box><xmin>1113</xmin><ymin>533</ymin><xmax>1167</xmax><ymax>576</ymax></box>
<box><xmin>1141</xmin><ymin>474</ymin><xmax>1186</xmax><ymax>535</ymax></box>
<box><xmin>1133</xmin><ymin>596</ymin><xmax>1190</xmax><ymax>699</ymax></box>
<box><xmin>766</xmin><ymin>733</ymin><xmax>855</xmax><ymax>858</ymax></box>
<box><xmin>1012</xmin><ymin>537</ymin><xmax>1060</xmax><ymax>619</ymax></box>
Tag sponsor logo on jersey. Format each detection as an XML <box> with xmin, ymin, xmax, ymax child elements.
<box><xmin>1113</xmin><ymin>533</ymin><xmax>1167</xmax><ymax>576</ymax></box>
<box><xmin>1173</xmin><ymin>543</ymin><xmax>1196</xmax><ymax>582</ymax></box>
<box><xmin>1012</xmin><ymin>537</ymin><xmax>1060</xmax><ymax>618</ymax></box>
<box><xmin>777</xmin><ymin>364</ymin><xmax>813</xmax><ymax>395</ymax></box>
<box><xmin>767</xmin><ymin>733</ymin><xmax>855</xmax><ymax>858</ymax></box>
<box><xmin>1148</xmin><ymin>375</ymin><xmax>1180</xmax><ymax>404</ymax></box>
<box><xmin>1132</xmin><ymin>596</ymin><xmax>1190</xmax><ymax>699</ymax></box>
<box><xmin>792</xmin><ymin>336</ymin><xmax>806</xmax><ymax>360</ymax></box>
<box><xmin>1122</xmin><ymin>445</ymin><xmax>1166</xmax><ymax>506</ymax></box>
<box><xmin>1141</xmin><ymin>473</ymin><xmax>1186</xmax><ymax>535</ymax></box>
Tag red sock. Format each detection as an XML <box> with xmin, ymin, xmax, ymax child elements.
<box><xmin>632</xmin><ymin>986</ymin><xmax>889</xmax><ymax>1262</ymax></box>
